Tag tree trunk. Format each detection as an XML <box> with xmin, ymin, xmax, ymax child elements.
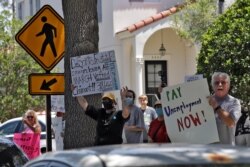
<box><xmin>62</xmin><ymin>0</ymin><xmax>101</xmax><ymax>149</ymax></box>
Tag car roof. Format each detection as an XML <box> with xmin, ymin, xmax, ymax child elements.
<box><xmin>0</xmin><ymin>117</ymin><xmax>23</xmax><ymax>125</ymax></box>
<box><xmin>0</xmin><ymin>111</ymin><xmax>56</xmax><ymax>127</ymax></box>
<box><xmin>0</xmin><ymin>116</ymin><xmax>46</xmax><ymax>127</ymax></box>
<box><xmin>24</xmin><ymin>143</ymin><xmax>250</xmax><ymax>167</ymax></box>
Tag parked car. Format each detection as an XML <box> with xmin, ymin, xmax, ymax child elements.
<box><xmin>0</xmin><ymin>114</ymin><xmax>55</xmax><ymax>153</ymax></box>
<box><xmin>0</xmin><ymin>136</ymin><xmax>29</xmax><ymax>166</ymax></box>
<box><xmin>24</xmin><ymin>143</ymin><xmax>250</xmax><ymax>167</ymax></box>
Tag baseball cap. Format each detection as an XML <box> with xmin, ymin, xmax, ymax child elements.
<box><xmin>102</xmin><ymin>92</ymin><xmax>116</xmax><ymax>103</ymax></box>
<box><xmin>154</xmin><ymin>100</ymin><xmax>162</xmax><ymax>107</ymax></box>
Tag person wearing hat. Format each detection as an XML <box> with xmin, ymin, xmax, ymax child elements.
<box><xmin>148</xmin><ymin>100</ymin><xmax>171</xmax><ymax>143</ymax></box>
<box><xmin>75</xmin><ymin>87</ymin><xmax>130</xmax><ymax>146</ymax></box>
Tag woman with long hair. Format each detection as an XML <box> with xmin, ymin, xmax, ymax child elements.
<box><xmin>23</xmin><ymin>110</ymin><xmax>41</xmax><ymax>133</ymax></box>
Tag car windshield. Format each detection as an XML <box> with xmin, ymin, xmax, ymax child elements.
<box><xmin>18</xmin><ymin>120</ymin><xmax>46</xmax><ymax>132</ymax></box>
<box><xmin>0</xmin><ymin>121</ymin><xmax>20</xmax><ymax>135</ymax></box>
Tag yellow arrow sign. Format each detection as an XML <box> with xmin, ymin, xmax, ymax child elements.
<box><xmin>15</xmin><ymin>5</ymin><xmax>64</xmax><ymax>71</ymax></box>
<box><xmin>29</xmin><ymin>73</ymin><xmax>64</xmax><ymax>95</ymax></box>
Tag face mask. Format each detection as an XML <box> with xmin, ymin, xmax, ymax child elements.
<box><xmin>124</xmin><ymin>97</ymin><xmax>134</xmax><ymax>106</ymax></box>
<box><xmin>156</xmin><ymin>108</ymin><xmax>163</xmax><ymax>117</ymax></box>
<box><xmin>103</xmin><ymin>101</ymin><xmax>113</xmax><ymax>110</ymax></box>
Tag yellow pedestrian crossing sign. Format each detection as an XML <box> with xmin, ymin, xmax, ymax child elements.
<box><xmin>15</xmin><ymin>5</ymin><xmax>64</xmax><ymax>71</ymax></box>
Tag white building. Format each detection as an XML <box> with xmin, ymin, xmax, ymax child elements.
<box><xmin>15</xmin><ymin>0</ymin><xmax>235</xmax><ymax>106</ymax></box>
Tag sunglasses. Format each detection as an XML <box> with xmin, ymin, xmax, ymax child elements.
<box><xmin>214</xmin><ymin>81</ymin><xmax>227</xmax><ymax>86</ymax></box>
<box><xmin>27</xmin><ymin>116</ymin><xmax>34</xmax><ymax>119</ymax></box>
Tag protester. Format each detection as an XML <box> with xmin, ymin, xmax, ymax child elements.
<box><xmin>235</xmin><ymin>104</ymin><xmax>250</xmax><ymax>146</ymax></box>
<box><xmin>157</xmin><ymin>83</ymin><xmax>167</xmax><ymax>99</ymax></box>
<box><xmin>123</xmin><ymin>89</ymin><xmax>145</xmax><ymax>143</ymax></box>
<box><xmin>148</xmin><ymin>100</ymin><xmax>171</xmax><ymax>143</ymax></box>
<box><xmin>207</xmin><ymin>72</ymin><xmax>241</xmax><ymax>145</ymax></box>
<box><xmin>138</xmin><ymin>94</ymin><xmax>157</xmax><ymax>143</ymax></box>
<box><xmin>52</xmin><ymin>111</ymin><xmax>65</xmax><ymax>150</ymax></box>
<box><xmin>22</xmin><ymin>109</ymin><xmax>41</xmax><ymax>134</ymax></box>
<box><xmin>18</xmin><ymin>109</ymin><xmax>42</xmax><ymax>158</ymax></box>
<box><xmin>74</xmin><ymin>86</ymin><xmax>130</xmax><ymax>145</ymax></box>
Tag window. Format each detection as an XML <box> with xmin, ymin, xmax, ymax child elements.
<box><xmin>35</xmin><ymin>0</ymin><xmax>40</xmax><ymax>12</ymax></box>
<box><xmin>30</xmin><ymin>0</ymin><xmax>33</xmax><ymax>16</ymax></box>
<box><xmin>17</xmin><ymin>2</ymin><xmax>24</xmax><ymax>20</ymax></box>
<box><xmin>0</xmin><ymin>121</ymin><xmax>20</xmax><ymax>135</ymax></box>
<box><xmin>97</xmin><ymin>0</ymin><xmax>102</xmax><ymax>22</ymax></box>
<box><xmin>39</xmin><ymin>120</ymin><xmax>46</xmax><ymax>132</ymax></box>
<box><xmin>145</xmin><ymin>60</ymin><xmax>167</xmax><ymax>98</ymax></box>
<box><xmin>18</xmin><ymin>120</ymin><xmax>46</xmax><ymax>133</ymax></box>
<box><xmin>147</xmin><ymin>63</ymin><xmax>162</xmax><ymax>88</ymax></box>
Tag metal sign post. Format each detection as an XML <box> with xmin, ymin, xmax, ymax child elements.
<box><xmin>45</xmin><ymin>71</ymin><xmax>52</xmax><ymax>151</ymax></box>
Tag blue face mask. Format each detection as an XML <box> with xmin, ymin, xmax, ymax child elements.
<box><xmin>124</xmin><ymin>97</ymin><xmax>134</xmax><ymax>106</ymax></box>
<box><xmin>156</xmin><ymin>108</ymin><xmax>163</xmax><ymax>117</ymax></box>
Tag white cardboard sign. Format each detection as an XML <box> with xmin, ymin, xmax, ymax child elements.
<box><xmin>161</xmin><ymin>79</ymin><xmax>219</xmax><ymax>144</ymax></box>
<box><xmin>51</xmin><ymin>95</ymin><xmax>65</xmax><ymax>112</ymax></box>
<box><xmin>70</xmin><ymin>50</ymin><xmax>120</xmax><ymax>96</ymax></box>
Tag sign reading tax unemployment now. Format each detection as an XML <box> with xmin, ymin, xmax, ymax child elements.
<box><xmin>71</xmin><ymin>50</ymin><xmax>120</xmax><ymax>96</ymax></box>
<box><xmin>161</xmin><ymin>79</ymin><xmax>219</xmax><ymax>144</ymax></box>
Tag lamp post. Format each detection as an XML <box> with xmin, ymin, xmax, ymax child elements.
<box><xmin>159</xmin><ymin>43</ymin><xmax>166</xmax><ymax>57</ymax></box>
<box><xmin>159</xmin><ymin>29</ymin><xmax>166</xmax><ymax>56</ymax></box>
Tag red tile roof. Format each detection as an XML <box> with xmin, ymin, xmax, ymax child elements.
<box><xmin>117</xmin><ymin>3</ymin><xmax>187</xmax><ymax>33</ymax></box>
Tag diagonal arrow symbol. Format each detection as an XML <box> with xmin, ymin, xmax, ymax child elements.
<box><xmin>40</xmin><ymin>78</ymin><xmax>57</xmax><ymax>90</ymax></box>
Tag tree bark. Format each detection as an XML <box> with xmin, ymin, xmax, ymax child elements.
<box><xmin>62</xmin><ymin>0</ymin><xmax>101</xmax><ymax>149</ymax></box>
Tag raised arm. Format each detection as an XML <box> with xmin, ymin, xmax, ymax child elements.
<box><xmin>22</xmin><ymin>117</ymin><xmax>41</xmax><ymax>133</ymax></box>
<box><xmin>120</xmin><ymin>86</ymin><xmax>130</xmax><ymax>119</ymax></box>
<box><xmin>71</xmin><ymin>84</ymin><xmax>88</xmax><ymax>111</ymax></box>
<box><xmin>76</xmin><ymin>96</ymin><xmax>88</xmax><ymax>111</ymax></box>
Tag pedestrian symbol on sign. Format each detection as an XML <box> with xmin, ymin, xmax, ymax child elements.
<box><xmin>36</xmin><ymin>16</ymin><xmax>57</xmax><ymax>58</ymax></box>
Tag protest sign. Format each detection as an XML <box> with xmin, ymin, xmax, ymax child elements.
<box><xmin>161</xmin><ymin>79</ymin><xmax>219</xmax><ymax>144</ymax></box>
<box><xmin>71</xmin><ymin>50</ymin><xmax>120</xmax><ymax>96</ymax></box>
<box><xmin>184</xmin><ymin>74</ymin><xmax>203</xmax><ymax>82</ymax></box>
<box><xmin>51</xmin><ymin>95</ymin><xmax>65</xmax><ymax>112</ymax></box>
<box><xmin>13</xmin><ymin>133</ymin><xmax>40</xmax><ymax>159</ymax></box>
